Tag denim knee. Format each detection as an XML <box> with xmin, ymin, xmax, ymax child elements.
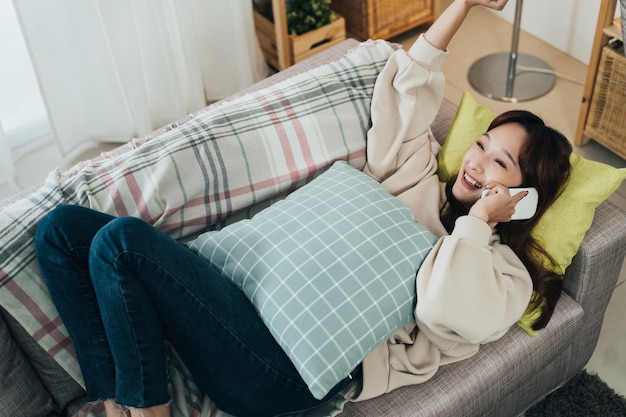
<box><xmin>88</xmin><ymin>216</ymin><xmax>155</xmax><ymax>278</ymax></box>
<box><xmin>91</xmin><ymin>216</ymin><xmax>150</xmax><ymax>252</ymax></box>
<box><xmin>35</xmin><ymin>205</ymin><xmax>108</xmax><ymax>250</ymax></box>
<box><xmin>35</xmin><ymin>205</ymin><xmax>78</xmax><ymax>247</ymax></box>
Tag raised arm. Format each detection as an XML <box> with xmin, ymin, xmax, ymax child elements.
<box><xmin>363</xmin><ymin>0</ymin><xmax>510</xmax><ymax>193</ymax></box>
<box><xmin>424</xmin><ymin>0</ymin><xmax>509</xmax><ymax>51</ymax></box>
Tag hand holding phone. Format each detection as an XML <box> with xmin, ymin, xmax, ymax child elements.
<box><xmin>481</xmin><ymin>187</ymin><xmax>539</xmax><ymax>220</ymax></box>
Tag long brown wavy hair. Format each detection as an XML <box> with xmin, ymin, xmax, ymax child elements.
<box><xmin>440</xmin><ymin>110</ymin><xmax>572</xmax><ymax>330</ymax></box>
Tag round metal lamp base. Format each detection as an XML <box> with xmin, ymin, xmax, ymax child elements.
<box><xmin>468</xmin><ymin>53</ymin><xmax>556</xmax><ymax>103</ymax></box>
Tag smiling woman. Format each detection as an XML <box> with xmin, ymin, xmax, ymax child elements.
<box><xmin>451</xmin><ymin>124</ymin><xmax>526</xmax><ymax>208</ymax></box>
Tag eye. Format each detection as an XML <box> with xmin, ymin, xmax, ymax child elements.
<box><xmin>476</xmin><ymin>141</ymin><xmax>484</xmax><ymax>150</ymax></box>
<box><xmin>495</xmin><ymin>159</ymin><xmax>506</xmax><ymax>169</ymax></box>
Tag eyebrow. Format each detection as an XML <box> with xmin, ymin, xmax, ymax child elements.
<box><xmin>483</xmin><ymin>132</ymin><xmax>518</xmax><ymax>167</ymax></box>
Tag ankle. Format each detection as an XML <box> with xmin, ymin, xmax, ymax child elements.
<box><xmin>104</xmin><ymin>399</ymin><xmax>130</xmax><ymax>417</ymax></box>
<box><xmin>128</xmin><ymin>403</ymin><xmax>171</xmax><ymax>417</ymax></box>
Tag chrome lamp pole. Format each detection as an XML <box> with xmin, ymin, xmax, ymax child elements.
<box><xmin>467</xmin><ymin>0</ymin><xmax>556</xmax><ymax>103</ymax></box>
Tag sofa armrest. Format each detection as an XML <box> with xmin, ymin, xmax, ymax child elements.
<box><xmin>0</xmin><ymin>309</ymin><xmax>56</xmax><ymax>417</ymax></box>
<box><xmin>562</xmin><ymin>198</ymin><xmax>626</xmax><ymax>313</ymax></box>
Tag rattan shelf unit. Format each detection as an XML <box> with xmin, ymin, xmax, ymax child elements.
<box><xmin>576</xmin><ymin>0</ymin><xmax>626</xmax><ymax>159</ymax></box>
<box><xmin>331</xmin><ymin>0</ymin><xmax>440</xmax><ymax>41</ymax></box>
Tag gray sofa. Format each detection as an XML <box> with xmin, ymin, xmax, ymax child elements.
<box><xmin>1</xmin><ymin>39</ymin><xmax>625</xmax><ymax>417</ymax></box>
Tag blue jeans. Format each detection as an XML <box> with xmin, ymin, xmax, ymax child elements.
<box><xmin>34</xmin><ymin>205</ymin><xmax>354</xmax><ymax>417</ymax></box>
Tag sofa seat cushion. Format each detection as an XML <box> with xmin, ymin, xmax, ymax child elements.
<box><xmin>190</xmin><ymin>161</ymin><xmax>437</xmax><ymax>399</ymax></box>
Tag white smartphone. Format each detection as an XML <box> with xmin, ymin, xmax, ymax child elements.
<box><xmin>481</xmin><ymin>187</ymin><xmax>539</xmax><ymax>220</ymax></box>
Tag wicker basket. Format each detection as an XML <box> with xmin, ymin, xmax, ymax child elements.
<box><xmin>331</xmin><ymin>0</ymin><xmax>435</xmax><ymax>40</ymax></box>
<box><xmin>586</xmin><ymin>44</ymin><xmax>626</xmax><ymax>159</ymax></box>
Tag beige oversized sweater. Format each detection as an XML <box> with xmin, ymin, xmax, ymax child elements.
<box><xmin>354</xmin><ymin>36</ymin><xmax>533</xmax><ymax>401</ymax></box>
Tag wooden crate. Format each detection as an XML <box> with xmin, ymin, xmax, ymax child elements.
<box><xmin>585</xmin><ymin>44</ymin><xmax>626</xmax><ymax>159</ymax></box>
<box><xmin>291</xmin><ymin>16</ymin><xmax>346</xmax><ymax>63</ymax></box>
<box><xmin>254</xmin><ymin>9</ymin><xmax>346</xmax><ymax>70</ymax></box>
<box><xmin>331</xmin><ymin>0</ymin><xmax>436</xmax><ymax>40</ymax></box>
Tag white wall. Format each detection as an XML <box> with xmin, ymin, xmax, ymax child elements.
<box><xmin>490</xmin><ymin>0</ymin><xmax>615</xmax><ymax>65</ymax></box>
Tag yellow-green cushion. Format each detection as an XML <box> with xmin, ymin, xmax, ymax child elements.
<box><xmin>438</xmin><ymin>91</ymin><xmax>626</xmax><ymax>334</ymax></box>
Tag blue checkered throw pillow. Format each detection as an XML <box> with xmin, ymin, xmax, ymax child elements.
<box><xmin>189</xmin><ymin>161</ymin><xmax>437</xmax><ymax>399</ymax></box>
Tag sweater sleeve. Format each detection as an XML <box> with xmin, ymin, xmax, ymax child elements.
<box><xmin>415</xmin><ymin>216</ymin><xmax>534</xmax><ymax>348</ymax></box>
<box><xmin>362</xmin><ymin>35</ymin><xmax>447</xmax><ymax>197</ymax></box>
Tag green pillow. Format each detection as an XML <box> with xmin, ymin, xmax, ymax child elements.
<box><xmin>189</xmin><ymin>161</ymin><xmax>437</xmax><ymax>399</ymax></box>
<box><xmin>438</xmin><ymin>91</ymin><xmax>626</xmax><ymax>333</ymax></box>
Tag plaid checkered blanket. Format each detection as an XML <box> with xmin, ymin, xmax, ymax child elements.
<box><xmin>0</xmin><ymin>40</ymin><xmax>395</xmax><ymax>416</ymax></box>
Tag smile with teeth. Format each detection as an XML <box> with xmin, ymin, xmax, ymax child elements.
<box><xmin>464</xmin><ymin>173</ymin><xmax>483</xmax><ymax>189</ymax></box>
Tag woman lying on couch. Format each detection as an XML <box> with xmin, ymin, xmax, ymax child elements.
<box><xmin>34</xmin><ymin>0</ymin><xmax>572</xmax><ymax>416</ymax></box>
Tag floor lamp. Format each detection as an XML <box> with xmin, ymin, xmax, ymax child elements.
<box><xmin>468</xmin><ymin>0</ymin><xmax>556</xmax><ymax>103</ymax></box>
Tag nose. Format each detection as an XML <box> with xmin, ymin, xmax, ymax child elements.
<box><xmin>467</xmin><ymin>154</ymin><xmax>486</xmax><ymax>173</ymax></box>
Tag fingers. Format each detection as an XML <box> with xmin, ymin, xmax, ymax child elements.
<box><xmin>511</xmin><ymin>190</ymin><xmax>529</xmax><ymax>204</ymax></box>
<box><xmin>472</xmin><ymin>183</ymin><xmax>532</xmax><ymax>226</ymax></box>
<box><xmin>469</xmin><ymin>0</ymin><xmax>509</xmax><ymax>11</ymax></box>
<box><xmin>491</xmin><ymin>0</ymin><xmax>509</xmax><ymax>11</ymax></box>
<box><xmin>483</xmin><ymin>183</ymin><xmax>509</xmax><ymax>197</ymax></box>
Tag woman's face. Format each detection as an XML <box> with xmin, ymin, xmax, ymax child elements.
<box><xmin>452</xmin><ymin>123</ymin><xmax>527</xmax><ymax>206</ymax></box>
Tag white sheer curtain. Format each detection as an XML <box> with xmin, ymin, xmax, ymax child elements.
<box><xmin>13</xmin><ymin>0</ymin><xmax>268</xmax><ymax>161</ymax></box>
<box><xmin>0</xmin><ymin>122</ymin><xmax>17</xmax><ymax>191</ymax></box>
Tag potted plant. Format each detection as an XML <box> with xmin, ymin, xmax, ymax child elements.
<box><xmin>254</xmin><ymin>0</ymin><xmax>338</xmax><ymax>35</ymax></box>
<box><xmin>253</xmin><ymin>0</ymin><xmax>346</xmax><ymax>69</ymax></box>
<box><xmin>286</xmin><ymin>0</ymin><xmax>337</xmax><ymax>35</ymax></box>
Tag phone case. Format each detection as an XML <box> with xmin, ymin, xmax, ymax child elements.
<box><xmin>509</xmin><ymin>187</ymin><xmax>539</xmax><ymax>220</ymax></box>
